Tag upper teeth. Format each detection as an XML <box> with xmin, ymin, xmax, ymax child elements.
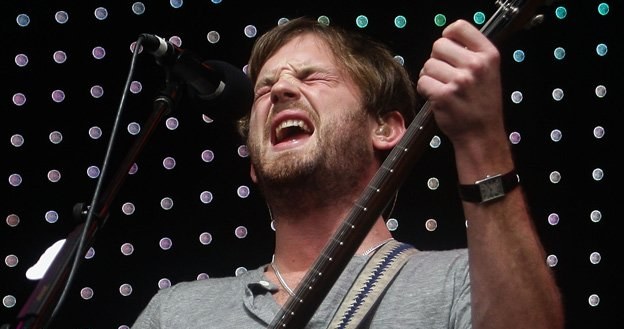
<box><xmin>275</xmin><ymin>119</ymin><xmax>311</xmax><ymax>141</ymax></box>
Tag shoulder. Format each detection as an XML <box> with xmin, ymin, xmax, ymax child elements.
<box><xmin>402</xmin><ymin>247</ymin><xmax>469</xmax><ymax>281</ymax></box>
<box><xmin>152</xmin><ymin>265</ymin><xmax>266</xmax><ymax>304</ymax></box>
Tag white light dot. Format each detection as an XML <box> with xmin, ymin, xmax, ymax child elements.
<box><xmin>425</xmin><ymin>219</ymin><xmax>438</xmax><ymax>231</ymax></box>
<box><xmin>121</xmin><ymin>202</ymin><xmax>136</xmax><ymax>215</ymax></box>
<box><xmin>207</xmin><ymin>31</ymin><xmax>220</xmax><ymax>44</ymax></box>
<box><xmin>158</xmin><ymin>278</ymin><xmax>171</xmax><ymax>289</ymax></box>
<box><xmin>235</xmin><ymin>226</ymin><xmax>248</xmax><ymax>238</ymax></box>
<box><xmin>549</xmin><ymin>171</ymin><xmax>561</xmax><ymax>184</ymax></box>
<box><xmin>590</xmin><ymin>210</ymin><xmax>602</xmax><ymax>223</ymax></box>
<box><xmin>509</xmin><ymin>131</ymin><xmax>521</xmax><ymax>144</ymax></box>
<box><xmin>165</xmin><ymin>117</ymin><xmax>179</xmax><ymax>130</ymax></box>
<box><xmin>2</xmin><ymin>295</ymin><xmax>16</xmax><ymax>308</ymax></box>
<box><xmin>8</xmin><ymin>174</ymin><xmax>23</xmax><ymax>187</ymax></box>
<box><xmin>547</xmin><ymin>213</ymin><xmax>560</xmax><ymax>225</ymax></box>
<box><xmin>551</xmin><ymin>88</ymin><xmax>564</xmax><ymax>101</ymax></box>
<box><xmin>427</xmin><ymin>177</ymin><xmax>439</xmax><ymax>190</ymax></box>
<box><xmin>595</xmin><ymin>85</ymin><xmax>607</xmax><ymax>98</ymax></box>
<box><xmin>80</xmin><ymin>287</ymin><xmax>94</xmax><ymax>300</ymax></box>
<box><xmin>237</xmin><ymin>185</ymin><xmax>250</xmax><ymax>198</ymax></box>
<box><xmin>121</xmin><ymin>243</ymin><xmax>134</xmax><ymax>256</ymax></box>
<box><xmin>5</xmin><ymin>255</ymin><xmax>18</xmax><ymax>267</ymax></box>
<box><xmin>201</xmin><ymin>150</ymin><xmax>215</xmax><ymax>162</ymax></box>
<box><xmin>235</xmin><ymin>267</ymin><xmax>247</xmax><ymax>276</ymax></box>
<box><xmin>162</xmin><ymin>157</ymin><xmax>176</xmax><ymax>170</ymax></box>
<box><xmin>47</xmin><ymin>169</ymin><xmax>61</xmax><ymax>183</ymax></box>
<box><xmin>386</xmin><ymin>218</ymin><xmax>398</xmax><ymax>231</ymax></box>
<box><xmin>588</xmin><ymin>294</ymin><xmax>600</xmax><ymax>307</ymax></box>
<box><xmin>127</xmin><ymin>122</ymin><xmax>141</xmax><ymax>135</ymax></box>
<box><xmin>237</xmin><ymin>145</ymin><xmax>249</xmax><ymax>157</ymax></box>
<box><xmin>10</xmin><ymin>134</ymin><xmax>25</xmax><ymax>147</ymax></box>
<box><xmin>511</xmin><ymin>91</ymin><xmax>523</xmax><ymax>104</ymax></box>
<box><xmin>159</xmin><ymin>237</ymin><xmax>173</xmax><ymax>250</ymax></box>
<box><xmin>87</xmin><ymin>166</ymin><xmax>101</xmax><ymax>179</ymax></box>
<box><xmin>550</xmin><ymin>129</ymin><xmax>562</xmax><ymax>142</ymax></box>
<box><xmin>6</xmin><ymin>214</ymin><xmax>20</xmax><ymax>227</ymax></box>
<box><xmin>589</xmin><ymin>252</ymin><xmax>601</xmax><ymax>264</ymax></box>
<box><xmin>49</xmin><ymin>131</ymin><xmax>63</xmax><ymax>144</ymax></box>
<box><xmin>200</xmin><ymin>191</ymin><xmax>213</xmax><ymax>204</ymax></box>
<box><xmin>160</xmin><ymin>197</ymin><xmax>174</xmax><ymax>210</ymax></box>
<box><xmin>199</xmin><ymin>232</ymin><xmax>213</xmax><ymax>245</ymax></box>
<box><xmin>546</xmin><ymin>254</ymin><xmax>558</xmax><ymax>267</ymax></box>
<box><xmin>119</xmin><ymin>283</ymin><xmax>133</xmax><ymax>296</ymax></box>
<box><xmin>429</xmin><ymin>135</ymin><xmax>441</xmax><ymax>148</ymax></box>
<box><xmin>592</xmin><ymin>168</ymin><xmax>604</xmax><ymax>181</ymax></box>
<box><xmin>45</xmin><ymin>210</ymin><xmax>59</xmax><ymax>224</ymax></box>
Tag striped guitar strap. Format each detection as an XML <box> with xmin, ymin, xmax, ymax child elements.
<box><xmin>328</xmin><ymin>240</ymin><xmax>418</xmax><ymax>329</ymax></box>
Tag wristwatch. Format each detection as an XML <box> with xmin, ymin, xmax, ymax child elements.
<box><xmin>458</xmin><ymin>169</ymin><xmax>520</xmax><ymax>203</ymax></box>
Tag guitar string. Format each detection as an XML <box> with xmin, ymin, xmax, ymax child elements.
<box><xmin>270</xmin><ymin>238</ymin><xmax>395</xmax><ymax>297</ymax></box>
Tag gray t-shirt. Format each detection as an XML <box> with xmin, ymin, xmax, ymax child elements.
<box><xmin>131</xmin><ymin>248</ymin><xmax>471</xmax><ymax>329</ymax></box>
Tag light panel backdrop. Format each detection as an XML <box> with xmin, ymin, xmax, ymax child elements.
<box><xmin>3</xmin><ymin>1</ymin><xmax>617</xmax><ymax>328</ymax></box>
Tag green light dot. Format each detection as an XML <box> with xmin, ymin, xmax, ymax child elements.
<box><xmin>394</xmin><ymin>15</ymin><xmax>407</xmax><ymax>29</ymax></box>
<box><xmin>598</xmin><ymin>3</ymin><xmax>609</xmax><ymax>15</ymax></box>
<box><xmin>473</xmin><ymin>11</ymin><xmax>486</xmax><ymax>25</ymax></box>
<box><xmin>356</xmin><ymin>15</ymin><xmax>368</xmax><ymax>28</ymax></box>
<box><xmin>553</xmin><ymin>47</ymin><xmax>566</xmax><ymax>60</ymax></box>
<box><xmin>434</xmin><ymin>14</ymin><xmax>446</xmax><ymax>27</ymax></box>
<box><xmin>317</xmin><ymin>15</ymin><xmax>330</xmax><ymax>26</ymax></box>
<box><xmin>596</xmin><ymin>43</ymin><xmax>608</xmax><ymax>56</ymax></box>
<box><xmin>555</xmin><ymin>6</ymin><xmax>567</xmax><ymax>19</ymax></box>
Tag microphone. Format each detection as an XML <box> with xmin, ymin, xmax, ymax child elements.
<box><xmin>138</xmin><ymin>33</ymin><xmax>253</xmax><ymax>120</ymax></box>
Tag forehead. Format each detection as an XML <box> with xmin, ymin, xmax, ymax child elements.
<box><xmin>259</xmin><ymin>33</ymin><xmax>338</xmax><ymax>74</ymax></box>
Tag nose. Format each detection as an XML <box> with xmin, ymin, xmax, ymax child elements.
<box><xmin>270</xmin><ymin>75</ymin><xmax>300</xmax><ymax>104</ymax></box>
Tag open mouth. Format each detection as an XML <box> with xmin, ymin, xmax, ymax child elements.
<box><xmin>274</xmin><ymin>119</ymin><xmax>313</xmax><ymax>144</ymax></box>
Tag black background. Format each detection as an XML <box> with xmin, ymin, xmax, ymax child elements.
<box><xmin>3</xmin><ymin>1</ymin><xmax>617</xmax><ymax>328</ymax></box>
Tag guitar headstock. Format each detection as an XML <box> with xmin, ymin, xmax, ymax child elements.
<box><xmin>484</xmin><ymin>0</ymin><xmax>554</xmax><ymax>44</ymax></box>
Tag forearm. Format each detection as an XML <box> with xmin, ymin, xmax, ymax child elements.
<box><xmin>456</xmin><ymin>147</ymin><xmax>564</xmax><ymax>329</ymax></box>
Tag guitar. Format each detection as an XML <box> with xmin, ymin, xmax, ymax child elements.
<box><xmin>268</xmin><ymin>0</ymin><xmax>549</xmax><ymax>327</ymax></box>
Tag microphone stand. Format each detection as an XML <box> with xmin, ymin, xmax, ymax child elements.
<box><xmin>4</xmin><ymin>81</ymin><xmax>182</xmax><ymax>329</ymax></box>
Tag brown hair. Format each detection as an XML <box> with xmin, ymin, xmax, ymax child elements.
<box><xmin>238</xmin><ymin>17</ymin><xmax>419</xmax><ymax>141</ymax></box>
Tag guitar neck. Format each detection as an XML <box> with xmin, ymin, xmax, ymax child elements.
<box><xmin>268</xmin><ymin>104</ymin><xmax>437</xmax><ymax>328</ymax></box>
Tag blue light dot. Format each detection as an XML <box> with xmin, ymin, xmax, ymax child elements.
<box><xmin>356</xmin><ymin>15</ymin><xmax>368</xmax><ymax>28</ymax></box>
<box><xmin>553</xmin><ymin>47</ymin><xmax>566</xmax><ymax>60</ymax></box>
<box><xmin>555</xmin><ymin>6</ymin><xmax>567</xmax><ymax>19</ymax></box>
<box><xmin>434</xmin><ymin>14</ymin><xmax>447</xmax><ymax>27</ymax></box>
<box><xmin>16</xmin><ymin>14</ymin><xmax>30</xmax><ymax>27</ymax></box>
<box><xmin>597</xmin><ymin>3</ymin><xmax>609</xmax><ymax>15</ymax></box>
<box><xmin>513</xmin><ymin>50</ymin><xmax>525</xmax><ymax>62</ymax></box>
<box><xmin>473</xmin><ymin>11</ymin><xmax>486</xmax><ymax>25</ymax></box>
<box><xmin>170</xmin><ymin>0</ymin><xmax>183</xmax><ymax>8</ymax></box>
<box><xmin>596</xmin><ymin>43</ymin><xmax>608</xmax><ymax>56</ymax></box>
<box><xmin>394</xmin><ymin>15</ymin><xmax>407</xmax><ymax>28</ymax></box>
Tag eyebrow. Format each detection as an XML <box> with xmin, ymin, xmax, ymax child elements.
<box><xmin>256</xmin><ymin>63</ymin><xmax>335</xmax><ymax>89</ymax></box>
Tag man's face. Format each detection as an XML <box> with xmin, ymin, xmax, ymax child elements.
<box><xmin>247</xmin><ymin>33</ymin><xmax>375</xmax><ymax>193</ymax></box>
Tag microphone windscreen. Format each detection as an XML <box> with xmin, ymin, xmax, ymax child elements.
<box><xmin>193</xmin><ymin>60</ymin><xmax>253</xmax><ymax>123</ymax></box>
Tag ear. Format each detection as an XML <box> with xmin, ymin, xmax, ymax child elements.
<box><xmin>372</xmin><ymin>111</ymin><xmax>406</xmax><ymax>151</ymax></box>
<box><xmin>250</xmin><ymin>164</ymin><xmax>258</xmax><ymax>183</ymax></box>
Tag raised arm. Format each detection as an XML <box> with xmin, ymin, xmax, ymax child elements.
<box><xmin>417</xmin><ymin>19</ymin><xmax>564</xmax><ymax>329</ymax></box>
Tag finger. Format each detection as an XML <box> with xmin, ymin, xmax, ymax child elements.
<box><xmin>421</xmin><ymin>57</ymin><xmax>456</xmax><ymax>84</ymax></box>
<box><xmin>442</xmin><ymin>19</ymin><xmax>496</xmax><ymax>53</ymax></box>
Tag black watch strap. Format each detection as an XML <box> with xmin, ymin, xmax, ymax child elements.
<box><xmin>458</xmin><ymin>169</ymin><xmax>520</xmax><ymax>203</ymax></box>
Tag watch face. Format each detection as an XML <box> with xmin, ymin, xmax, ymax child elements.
<box><xmin>479</xmin><ymin>176</ymin><xmax>505</xmax><ymax>202</ymax></box>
